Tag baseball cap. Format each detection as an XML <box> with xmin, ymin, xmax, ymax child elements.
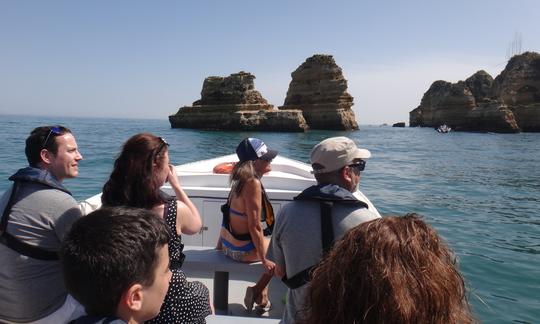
<box><xmin>310</xmin><ymin>136</ymin><xmax>371</xmax><ymax>174</ymax></box>
<box><xmin>236</xmin><ymin>138</ymin><xmax>278</xmax><ymax>162</ymax></box>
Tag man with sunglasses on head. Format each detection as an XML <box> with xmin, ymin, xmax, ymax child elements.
<box><xmin>0</xmin><ymin>125</ymin><xmax>84</xmax><ymax>324</ymax></box>
<box><xmin>267</xmin><ymin>136</ymin><xmax>381</xmax><ymax>324</ymax></box>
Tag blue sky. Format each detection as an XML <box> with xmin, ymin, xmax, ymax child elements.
<box><xmin>1</xmin><ymin>1</ymin><xmax>539</xmax><ymax>124</ymax></box>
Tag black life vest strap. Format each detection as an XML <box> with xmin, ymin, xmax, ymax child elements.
<box><xmin>282</xmin><ymin>201</ymin><xmax>335</xmax><ymax>289</ymax></box>
<box><xmin>320</xmin><ymin>201</ymin><xmax>334</xmax><ymax>254</ymax></box>
<box><xmin>260</xmin><ymin>184</ymin><xmax>274</xmax><ymax>236</ymax></box>
<box><xmin>0</xmin><ymin>182</ymin><xmax>59</xmax><ymax>261</ymax></box>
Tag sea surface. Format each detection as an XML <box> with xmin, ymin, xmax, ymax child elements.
<box><xmin>1</xmin><ymin>115</ymin><xmax>539</xmax><ymax>323</ymax></box>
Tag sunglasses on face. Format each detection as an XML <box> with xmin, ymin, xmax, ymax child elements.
<box><xmin>348</xmin><ymin>160</ymin><xmax>366</xmax><ymax>172</ymax></box>
<box><xmin>42</xmin><ymin>126</ymin><xmax>62</xmax><ymax>148</ymax></box>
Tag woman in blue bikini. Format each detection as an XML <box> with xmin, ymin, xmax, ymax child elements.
<box><xmin>217</xmin><ymin>138</ymin><xmax>277</xmax><ymax>313</ymax></box>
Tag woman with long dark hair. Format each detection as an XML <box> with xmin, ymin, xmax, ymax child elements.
<box><xmin>217</xmin><ymin>138</ymin><xmax>277</xmax><ymax>313</ymax></box>
<box><xmin>302</xmin><ymin>214</ymin><xmax>475</xmax><ymax>324</ymax></box>
<box><xmin>102</xmin><ymin>133</ymin><xmax>211</xmax><ymax>324</ymax></box>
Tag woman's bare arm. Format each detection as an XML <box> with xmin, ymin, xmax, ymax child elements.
<box><xmin>244</xmin><ymin>178</ymin><xmax>275</xmax><ymax>273</ymax></box>
<box><xmin>167</xmin><ymin>164</ymin><xmax>202</xmax><ymax>235</ymax></box>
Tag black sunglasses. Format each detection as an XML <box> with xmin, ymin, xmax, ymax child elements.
<box><xmin>348</xmin><ymin>160</ymin><xmax>366</xmax><ymax>172</ymax></box>
<box><xmin>42</xmin><ymin>126</ymin><xmax>62</xmax><ymax>148</ymax></box>
<box><xmin>155</xmin><ymin>137</ymin><xmax>169</xmax><ymax>157</ymax></box>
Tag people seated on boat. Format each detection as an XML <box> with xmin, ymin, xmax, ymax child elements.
<box><xmin>101</xmin><ymin>133</ymin><xmax>212</xmax><ymax>324</ymax></box>
<box><xmin>0</xmin><ymin>125</ymin><xmax>85</xmax><ymax>324</ymax></box>
<box><xmin>301</xmin><ymin>214</ymin><xmax>475</xmax><ymax>324</ymax></box>
<box><xmin>267</xmin><ymin>136</ymin><xmax>380</xmax><ymax>324</ymax></box>
<box><xmin>216</xmin><ymin>137</ymin><xmax>278</xmax><ymax>313</ymax></box>
<box><xmin>61</xmin><ymin>206</ymin><xmax>172</xmax><ymax>324</ymax></box>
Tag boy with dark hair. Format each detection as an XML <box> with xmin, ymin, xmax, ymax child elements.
<box><xmin>61</xmin><ymin>206</ymin><xmax>172</xmax><ymax>324</ymax></box>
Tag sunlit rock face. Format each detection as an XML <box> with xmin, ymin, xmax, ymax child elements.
<box><xmin>410</xmin><ymin>51</ymin><xmax>540</xmax><ymax>133</ymax></box>
<box><xmin>169</xmin><ymin>71</ymin><xmax>308</xmax><ymax>132</ymax></box>
<box><xmin>492</xmin><ymin>52</ymin><xmax>540</xmax><ymax>132</ymax></box>
<box><xmin>280</xmin><ymin>54</ymin><xmax>359</xmax><ymax>130</ymax></box>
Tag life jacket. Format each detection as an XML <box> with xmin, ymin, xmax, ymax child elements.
<box><xmin>1</xmin><ymin>167</ymin><xmax>72</xmax><ymax>261</ymax></box>
<box><xmin>221</xmin><ymin>183</ymin><xmax>274</xmax><ymax>241</ymax></box>
<box><xmin>281</xmin><ymin>184</ymin><xmax>368</xmax><ymax>289</ymax></box>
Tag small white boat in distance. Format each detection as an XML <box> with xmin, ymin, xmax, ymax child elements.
<box><xmin>81</xmin><ymin>154</ymin><xmax>381</xmax><ymax>247</ymax></box>
<box><xmin>437</xmin><ymin>124</ymin><xmax>451</xmax><ymax>133</ymax></box>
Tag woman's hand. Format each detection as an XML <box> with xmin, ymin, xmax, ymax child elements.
<box><xmin>262</xmin><ymin>258</ymin><xmax>276</xmax><ymax>275</ymax></box>
<box><xmin>167</xmin><ymin>164</ymin><xmax>181</xmax><ymax>189</ymax></box>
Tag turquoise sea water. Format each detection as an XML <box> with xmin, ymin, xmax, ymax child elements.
<box><xmin>1</xmin><ymin>114</ymin><xmax>539</xmax><ymax>323</ymax></box>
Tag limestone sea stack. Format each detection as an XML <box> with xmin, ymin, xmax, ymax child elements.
<box><xmin>280</xmin><ymin>55</ymin><xmax>359</xmax><ymax>130</ymax></box>
<box><xmin>410</xmin><ymin>51</ymin><xmax>540</xmax><ymax>133</ymax></box>
<box><xmin>169</xmin><ymin>72</ymin><xmax>308</xmax><ymax>132</ymax></box>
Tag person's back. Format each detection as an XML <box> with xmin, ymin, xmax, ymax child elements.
<box><xmin>0</xmin><ymin>125</ymin><xmax>84</xmax><ymax>323</ymax></box>
<box><xmin>267</xmin><ymin>137</ymin><xmax>380</xmax><ymax>323</ymax></box>
<box><xmin>270</xmin><ymin>186</ymin><xmax>379</xmax><ymax>323</ymax></box>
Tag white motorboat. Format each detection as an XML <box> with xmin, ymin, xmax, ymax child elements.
<box><xmin>436</xmin><ymin>124</ymin><xmax>451</xmax><ymax>133</ymax></box>
<box><xmin>80</xmin><ymin>154</ymin><xmax>380</xmax><ymax>319</ymax></box>
<box><xmin>81</xmin><ymin>154</ymin><xmax>381</xmax><ymax>247</ymax></box>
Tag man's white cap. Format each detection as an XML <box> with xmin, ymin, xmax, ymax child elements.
<box><xmin>310</xmin><ymin>136</ymin><xmax>371</xmax><ymax>174</ymax></box>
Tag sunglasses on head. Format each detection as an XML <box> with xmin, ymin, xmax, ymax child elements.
<box><xmin>155</xmin><ymin>137</ymin><xmax>169</xmax><ymax>156</ymax></box>
<box><xmin>348</xmin><ymin>160</ymin><xmax>366</xmax><ymax>172</ymax></box>
<box><xmin>42</xmin><ymin>126</ymin><xmax>62</xmax><ymax>148</ymax></box>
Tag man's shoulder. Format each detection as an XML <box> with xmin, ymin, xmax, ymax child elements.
<box><xmin>340</xmin><ymin>205</ymin><xmax>380</xmax><ymax>228</ymax></box>
<box><xmin>17</xmin><ymin>183</ymin><xmax>80</xmax><ymax>219</ymax></box>
<box><xmin>280</xmin><ymin>199</ymin><xmax>318</xmax><ymax>216</ymax></box>
<box><xmin>27</xmin><ymin>183</ymin><xmax>76</xmax><ymax>202</ymax></box>
<box><xmin>276</xmin><ymin>200</ymin><xmax>320</xmax><ymax>231</ymax></box>
<box><xmin>278</xmin><ymin>197</ymin><xmax>377</xmax><ymax>229</ymax></box>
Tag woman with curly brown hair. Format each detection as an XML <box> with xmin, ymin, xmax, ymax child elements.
<box><xmin>302</xmin><ymin>214</ymin><xmax>475</xmax><ymax>324</ymax></box>
<box><xmin>102</xmin><ymin>133</ymin><xmax>211</xmax><ymax>324</ymax></box>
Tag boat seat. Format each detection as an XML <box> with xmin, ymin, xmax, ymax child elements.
<box><xmin>206</xmin><ymin>314</ymin><xmax>280</xmax><ymax>323</ymax></box>
<box><xmin>182</xmin><ymin>246</ymin><xmax>266</xmax><ymax>314</ymax></box>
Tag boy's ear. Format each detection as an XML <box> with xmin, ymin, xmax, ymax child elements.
<box><xmin>122</xmin><ymin>283</ymin><xmax>144</xmax><ymax>311</ymax></box>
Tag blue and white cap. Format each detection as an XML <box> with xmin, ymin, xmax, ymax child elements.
<box><xmin>236</xmin><ymin>138</ymin><xmax>278</xmax><ymax>162</ymax></box>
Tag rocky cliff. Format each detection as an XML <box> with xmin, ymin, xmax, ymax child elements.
<box><xmin>169</xmin><ymin>72</ymin><xmax>308</xmax><ymax>132</ymax></box>
<box><xmin>280</xmin><ymin>55</ymin><xmax>359</xmax><ymax>130</ymax></box>
<box><xmin>410</xmin><ymin>51</ymin><xmax>540</xmax><ymax>132</ymax></box>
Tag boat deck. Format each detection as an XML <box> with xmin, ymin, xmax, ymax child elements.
<box><xmin>184</xmin><ymin>269</ymin><xmax>286</xmax><ymax>320</ymax></box>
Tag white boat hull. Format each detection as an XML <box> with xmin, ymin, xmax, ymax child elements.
<box><xmin>81</xmin><ymin>154</ymin><xmax>380</xmax><ymax>247</ymax></box>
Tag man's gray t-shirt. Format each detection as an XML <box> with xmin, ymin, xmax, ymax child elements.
<box><xmin>267</xmin><ymin>200</ymin><xmax>380</xmax><ymax>324</ymax></box>
<box><xmin>0</xmin><ymin>182</ymin><xmax>82</xmax><ymax>322</ymax></box>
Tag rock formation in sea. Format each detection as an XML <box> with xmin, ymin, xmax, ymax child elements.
<box><xmin>169</xmin><ymin>71</ymin><xmax>308</xmax><ymax>132</ymax></box>
<box><xmin>392</xmin><ymin>122</ymin><xmax>405</xmax><ymax>127</ymax></box>
<box><xmin>409</xmin><ymin>51</ymin><xmax>540</xmax><ymax>133</ymax></box>
<box><xmin>280</xmin><ymin>54</ymin><xmax>359</xmax><ymax>130</ymax></box>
